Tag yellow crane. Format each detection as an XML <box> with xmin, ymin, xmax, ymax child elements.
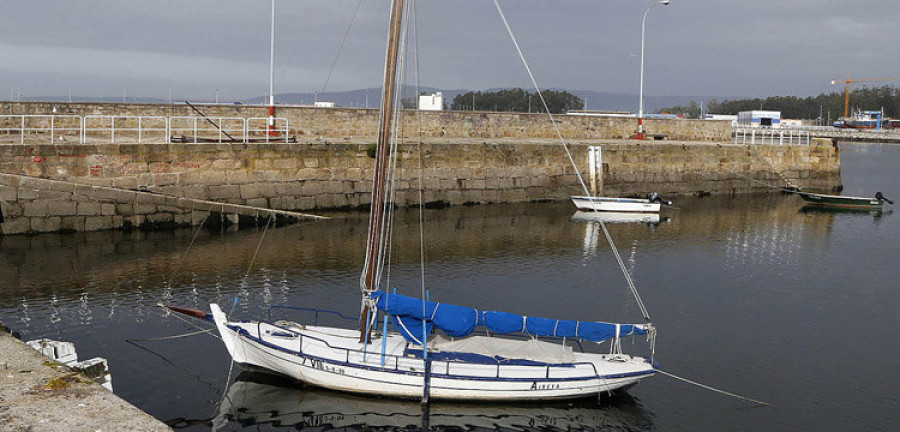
<box><xmin>831</xmin><ymin>73</ymin><xmax>900</xmax><ymax>118</ymax></box>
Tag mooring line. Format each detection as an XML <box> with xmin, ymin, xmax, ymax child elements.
<box><xmin>126</xmin><ymin>328</ymin><xmax>215</xmax><ymax>342</ymax></box>
<box><xmin>655</xmin><ymin>368</ymin><xmax>769</xmax><ymax>406</ymax></box>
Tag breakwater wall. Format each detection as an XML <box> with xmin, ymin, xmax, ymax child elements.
<box><xmin>0</xmin><ymin>135</ymin><xmax>841</xmax><ymax>234</ymax></box>
<box><xmin>0</xmin><ymin>101</ymin><xmax>734</xmax><ymax>142</ymax></box>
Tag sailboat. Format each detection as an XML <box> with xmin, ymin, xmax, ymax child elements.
<box><xmin>198</xmin><ymin>0</ymin><xmax>657</xmax><ymax>402</ymax></box>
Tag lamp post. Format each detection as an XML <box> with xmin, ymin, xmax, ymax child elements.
<box><xmin>638</xmin><ymin>0</ymin><xmax>670</xmax><ymax>140</ymax></box>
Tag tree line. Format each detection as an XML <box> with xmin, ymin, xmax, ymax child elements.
<box><xmin>660</xmin><ymin>86</ymin><xmax>900</xmax><ymax>121</ymax></box>
<box><xmin>450</xmin><ymin>88</ymin><xmax>583</xmax><ymax>114</ymax></box>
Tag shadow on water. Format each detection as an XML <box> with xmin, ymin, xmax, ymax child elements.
<box><xmin>164</xmin><ymin>371</ymin><xmax>654</xmax><ymax>432</ymax></box>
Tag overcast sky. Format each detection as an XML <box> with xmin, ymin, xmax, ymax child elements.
<box><xmin>1</xmin><ymin>0</ymin><xmax>898</xmax><ymax>101</ymax></box>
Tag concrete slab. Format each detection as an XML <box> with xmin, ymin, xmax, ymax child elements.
<box><xmin>0</xmin><ymin>324</ymin><xmax>172</xmax><ymax>431</ymax></box>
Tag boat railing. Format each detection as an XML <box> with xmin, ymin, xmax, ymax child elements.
<box><xmin>253</xmin><ymin>318</ymin><xmax>604</xmax><ymax>380</ymax></box>
<box><xmin>733</xmin><ymin>127</ymin><xmax>810</xmax><ymax>145</ymax></box>
<box><xmin>266</xmin><ymin>305</ymin><xmax>358</xmax><ymax>327</ymax></box>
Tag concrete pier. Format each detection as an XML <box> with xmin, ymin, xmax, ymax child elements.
<box><xmin>0</xmin><ymin>322</ymin><xmax>171</xmax><ymax>431</ymax></box>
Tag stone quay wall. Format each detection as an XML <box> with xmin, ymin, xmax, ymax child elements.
<box><xmin>0</xmin><ymin>102</ymin><xmax>840</xmax><ymax>234</ymax></box>
<box><xmin>0</xmin><ymin>136</ymin><xmax>840</xmax><ymax>235</ymax></box>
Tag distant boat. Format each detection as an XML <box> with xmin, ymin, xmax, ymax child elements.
<box><xmin>833</xmin><ymin>109</ymin><xmax>888</xmax><ymax>129</ymax></box>
<box><xmin>798</xmin><ymin>191</ymin><xmax>893</xmax><ymax>210</ymax></box>
<box><xmin>571</xmin><ymin>192</ymin><xmax>671</xmax><ymax>213</ymax></box>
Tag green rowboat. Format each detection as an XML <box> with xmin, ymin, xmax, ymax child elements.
<box><xmin>798</xmin><ymin>191</ymin><xmax>893</xmax><ymax>210</ymax></box>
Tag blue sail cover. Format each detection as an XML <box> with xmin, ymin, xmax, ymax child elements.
<box><xmin>371</xmin><ymin>291</ymin><xmax>647</xmax><ymax>344</ymax></box>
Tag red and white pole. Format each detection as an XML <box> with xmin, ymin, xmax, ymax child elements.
<box><xmin>268</xmin><ymin>0</ymin><xmax>277</xmax><ymax>136</ymax></box>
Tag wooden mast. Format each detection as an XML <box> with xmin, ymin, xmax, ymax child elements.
<box><xmin>360</xmin><ymin>0</ymin><xmax>406</xmax><ymax>341</ymax></box>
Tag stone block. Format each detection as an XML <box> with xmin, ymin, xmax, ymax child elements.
<box><xmin>1</xmin><ymin>217</ymin><xmax>31</xmax><ymax>235</ymax></box>
<box><xmin>148</xmin><ymin>213</ymin><xmax>174</xmax><ymax>224</ymax></box>
<box><xmin>324</xmin><ymin>181</ymin><xmax>344</xmax><ymax>194</ymax></box>
<box><xmin>200</xmin><ymin>171</ymin><xmax>227</xmax><ymax>185</ymax></box>
<box><xmin>240</xmin><ymin>184</ymin><xmax>261</xmax><ymax>199</ymax></box>
<box><xmin>226</xmin><ymin>170</ymin><xmax>250</xmax><ymax>184</ymax></box>
<box><xmin>60</xmin><ymin>216</ymin><xmax>86</xmax><ymax>232</ymax></box>
<box><xmin>78</xmin><ymin>202</ymin><xmax>102</xmax><ymax>216</ymax></box>
<box><xmin>18</xmin><ymin>188</ymin><xmax>40</xmax><ymax>200</ymax></box>
<box><xmin>23</xmin><ymin>201</ymin><xmax>49</xmax><ymax>217</ymax></box>
<box><xmin>101</xmin><ymin>203</ymin><xmax>116</xmax><ymax>216</ymax></box>
<box><xmin>297</xmin><ymin>168</ymin><xmax>318</xmax><ymax>180</ymax></box>
<box><xmin>302</xmin><ymin>182</ymin><xmax>324</xmax><ymax>195</ymax></box>
<box><xmin>134</xmin><ymin>203</ymin><xmax>157</xmax><ymax>215</ymax></box>
<box><xmin>125</xmin><ymin>215</ymin><xmax>146</xmax><ymax>227</ymax></box>
<box><xmin>0</xmin><ymin>185</ymin><xmax>18</xmax><ymax>201</ymax></box>
<box><xmin>31</xmin><ymin>216</ymin><xmax>62</xmax><ymax>232</ymax></box>
<box><xmin>181</xmin><ymin>185</ymin><xmax>209</xmax><ymax>200</ymax></box>
<box><xmin>209</xmin><ymin>184</ymin><xmax>241</xmax><ymax>200</ymax></box>
<box><xmin>245</xmin><ymin>198</ymin><xmax>268</xmax><ymax>208</ymax></box>
<box><xmin>47</xmin><ymin>200</ymin><xmax>78</xmax><ymax>216</ymax></box>
<box><xmin>315</xmin><ymin>194</ymin><xmax>335</xmax><ymax>209</ymax></box>
<box><xmin>112</xmin><ymin>177</ymin><xmax>138</xmax><ymax>190</ymax></box>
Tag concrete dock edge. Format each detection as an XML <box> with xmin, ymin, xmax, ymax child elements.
<box><xmin>0</xmin><ymin>321</ymin><xmax>172</xmax><ymax>431</ymax></box>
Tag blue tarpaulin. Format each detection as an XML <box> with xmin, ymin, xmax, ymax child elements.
<box><xmin>371</xmin><ymin>291</ymin><xmax>646</xmax><ymax>345</ymax></box>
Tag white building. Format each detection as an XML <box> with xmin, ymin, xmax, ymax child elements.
<box><xmin>737</xmin><ymin>110</ymin><xmax>781</xmax><ymax>128</ymax></box>
<box><xmin>703</xmin><ymin>114</ymin><xmax>738</xmax><ymax>127</ymax></box>
<box><xmin>314</xmin><ymin>101</ymin><xmax>335</xmax><ymax>108</ymax></box>
<box><xmin>418</xmin><ymin>92</ymin><xmax>444</xmax><ymax>111</ymax></box>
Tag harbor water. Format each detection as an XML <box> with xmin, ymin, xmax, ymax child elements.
<box><xmin>1</xmin><ymin>142</ymin><xmax>898</xmax><ymax>431</ymax></box>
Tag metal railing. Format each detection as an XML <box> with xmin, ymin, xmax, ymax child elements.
<box><xmin>169</xmin><ymin>116</ymin><xmax>247</xmax><ymax>143</ymax></box>
<box><xmin>733</xmin><ymin>127</ymin><xmax>810</xmax><ymax>145</ymax></box>
<box><xmin>0</xmin><ymin>114</ymin><xmax>291</xmax><ymax>145</ymax></box>
<box><xmin>248</xmin><ymin>117</ymin><xmax>291</xmax><ymax>143</ymax></box>
<box><xmin>84</xmin><ymin>115</ymin><xmax>168</xmax><ymax>144</ymax></box>
<box><xmin>0</xmin><ymin>115</ymin><xmax>83</xmax><ymax>145</ymax></box>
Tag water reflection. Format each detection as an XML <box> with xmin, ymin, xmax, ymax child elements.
<box><xmin>0</xmin><ymin>195</ymin><xmax>859</xmax><ymax>335</ymax></box>
<box><xmin>192</xmin><ymin>372</ymin><xmax>653</xmax><ymax>432</ymax></box>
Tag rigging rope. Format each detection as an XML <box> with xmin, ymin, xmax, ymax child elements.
<box><xmin>408</xmin><ymin>1</ymin><xmax>430</xmax><ymax>317</ymax></box>
<box><xmin>245</xmin><ymin>215</ymin><xmax>274</xmax><ymax>279</ymax></box>
<box><xmin>491</xmin><ymin>0</ymin><xmax>590</xmax><ymax>196</ymax></box>
<box><xmin>655</xmin><ymin>368</ymin><xmax>770</xmax><ymax>406</ymax></box>
<box><xmin>492</xmin><ymin>0</ymin><xmax>651</xmax><ymax>322</ymax></box>
<box><xmin>320</xmin><ymin>0</ymin><xmax>366</xmax><ymax>96</ymax></box>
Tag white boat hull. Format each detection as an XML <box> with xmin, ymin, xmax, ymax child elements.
<box><xmin>211</xmin><ymin>305</ymin><xmax>654</xmax><ymax>401</ymax></box>
<box><xmin>571</xmin><ymin>196</ymin><xmax>661</xmax><ymax>213</ymax></box>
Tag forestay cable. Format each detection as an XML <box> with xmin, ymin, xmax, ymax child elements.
<box><xmin>492</xmin><ymin>0</ymin><xmax>650</xmax><ymax>322</ymax></box>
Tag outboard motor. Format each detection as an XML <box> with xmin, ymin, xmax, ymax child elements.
<box><xmin>647</xmin><ymin>192</ymin><xmax>673</xmax><ymax>206</ymax></box>
<box><xmin>875</xmin><ymin>192</ymin><xmax>894</xmax><ymax>205</ymax></box>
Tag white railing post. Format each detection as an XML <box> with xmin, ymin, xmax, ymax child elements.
<box><xmin>193</xmin><ymin>118</ymin><xmax>198</xmax><ymax>143</ymax></box>
<box><xmin>50</xmin><ymin>116</ymin><xmax>55</xmax><ymax>145</ymax></box>
<box><xmin>138</xmin><ymin>117</ymin><xmax>143</xmax><ymax>143</ymax></box>
<box><xmin>20</xmin><ymin>116</ymin><xmax>25</xmax><ymax>145</ymax></box>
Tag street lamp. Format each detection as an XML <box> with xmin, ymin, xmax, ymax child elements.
<box><xmin>637</xmin><ymin>0</ymin><xmax>670</xmax><ymax>140</ymax></box>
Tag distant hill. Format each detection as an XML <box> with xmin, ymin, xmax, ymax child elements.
<box><xmin>252</xmin><ymin>87</ymin><xmax>723</xmax><ymax>113</ymax></box>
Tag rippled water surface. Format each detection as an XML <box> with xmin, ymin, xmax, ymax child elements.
<box><xmin>1</xmin><ymin>142</ymin><xmax>898</xmax><ymax>431</ymax></box>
